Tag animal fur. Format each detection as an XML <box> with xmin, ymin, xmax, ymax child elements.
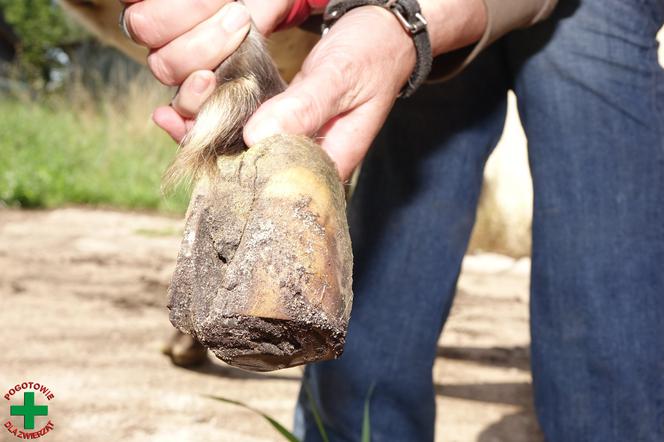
<box><xmin>162</xmin><ymin>28</ymin><xmax>287</xmax><ymax>189</ymax></box>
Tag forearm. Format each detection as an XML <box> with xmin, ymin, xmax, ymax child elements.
<box><xmin>419</xmin><ymin>0</ymin><xmax>488</xmax><ymax>56</ymax></box>
<box><xmin>418</xmin><ymin>0</ymin><xmax>558</xmax><ymax>79</ymax></box>
<box><xmin>393</xmin><ymin>0</ymin><xmax>558</xmax><ymax>57</ymax></box>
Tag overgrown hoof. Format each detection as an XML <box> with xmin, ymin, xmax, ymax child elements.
<box><xmin>168</xmin><ymin>135</ymin><xmax>353</xmax><ymax>372</ymax></box>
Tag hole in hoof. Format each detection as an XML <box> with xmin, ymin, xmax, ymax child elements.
<box><xmin>217</xmin><ymin>251</ymin><xmax>228</xmax><ymax>264</ymax></box>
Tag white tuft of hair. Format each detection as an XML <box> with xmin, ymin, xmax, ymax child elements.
<box><xmin>162</xmin><ymin>29</ymin><xmax>286</xmax><ymax>191</ymax></box>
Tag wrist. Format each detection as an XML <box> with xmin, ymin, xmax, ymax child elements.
<box><xmin>323</xmin><ymin>3</ymin><xmax>423</xmax><ymax>96</ymax></box>
<box><xmin>373</xmin><ymin>7</ymin><xmax>418</xmax><ymax>90</ymax></box>
<box><xmin>346</xmin><ymin>6</ymin><xmax>417</xmax><ymax>95</ymax></box>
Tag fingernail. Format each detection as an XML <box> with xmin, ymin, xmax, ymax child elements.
<box><xmin>222</xmin><ymin>3</ymin><xmax>250</xmax><ymax>33</ymax></box>
<box><xmin>246</xmin><ymin>118</ymin><xmax>283</xmax><ymax>145</ymax></box>
<box><xmin>191</xmin><ymin>72</ymin><xmax>212</xmax><ymax>94</ymax></box>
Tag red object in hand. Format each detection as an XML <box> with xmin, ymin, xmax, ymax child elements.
<box><xmin>278</xmin><ymin>0</ymin><xmax>330</xmax><ymax>30</ymax></box>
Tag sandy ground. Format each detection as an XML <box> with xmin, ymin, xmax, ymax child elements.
<box><xmin>0</xmin><ymin>208</ymin><xmax>540</xmax><ymax>442</ymax></box>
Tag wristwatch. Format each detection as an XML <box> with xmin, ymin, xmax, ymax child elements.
<box><xmin>322</xmin><ymin>0</ymin><xmax>432</xmax><ymax>97</ymax></box>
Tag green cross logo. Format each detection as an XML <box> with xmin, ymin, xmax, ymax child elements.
<box><xmin>10</xmin><ymin>391</ymin><xmax>49</xmax><ymax>430</ymax></box>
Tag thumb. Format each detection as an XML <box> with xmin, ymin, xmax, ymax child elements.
<box><xmin>243</xmin><ymin>66</ymin><xmax>350</xmax><ymax>146</ymax></box>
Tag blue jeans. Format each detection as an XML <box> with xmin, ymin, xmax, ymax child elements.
<box><xmin>294</xmin><ymin>0</ymin><xmax>664</xmax><ymax>440</ymax></box>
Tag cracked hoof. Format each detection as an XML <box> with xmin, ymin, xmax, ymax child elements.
<box><xmin>168</xmin><ymin>135</ymin><xmax>353</xmax><ymax>372</ymax></box>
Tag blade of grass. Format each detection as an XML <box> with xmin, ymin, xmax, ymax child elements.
<box><xmin>206</xmin><ymin>395</ymin><xmax>300</xmax><ymax>442</ymax></box>
<box><xmin>303</xmin><ymin>381</ymin><xmax>330</xmax><ymax>442</ymax></box>
<box><xmin>361</xmin><ymin>383</ymin><xmax>376</xmax><ymax>442</ymax></box>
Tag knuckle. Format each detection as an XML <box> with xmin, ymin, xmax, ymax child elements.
<box><xmin>147</xmin><ymin>52</ymin><xmax>178</xmax><ymax>86</ymax></box>
<box><xmin>191</xmin><ymin>0</ymin><xmax>221</xmax><ymax>16</ymax></box>
<box><xmin>327</xmin><ymin>53</ymin><xmax>355</xmax><ymax>88</ymax></box>
<box><xmin>325</xmin><ymin>54</ymin><xmax>358</xmax><ymax>108</ymax></box>
<box><xmin>172</xmin><ymin>98</ymin><xmax>195</xmax><ymax>119</ymax></box>
<box><xmin>305</xmin><ymin>50</ymin><xmax>357</xmax><ymax>110</ymax></box>
<box><xmin>124</xmin><ymin>6</ymin><xmax>161</xmax><ymax>47</ymax></box>
<box><xmin>172</xmin><ymin>88</ymin><xmax>200</xmax><ymax>118</ymax></box>
<box><xmin>291</xmin><ymin>92</ymin><xmax>324</xmax><ymax>133</ymax></box>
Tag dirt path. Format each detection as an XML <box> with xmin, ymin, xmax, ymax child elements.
<box><xmin>0</xmin><ymin>208</ymin><xmax>540</xmax><ymax>441</ymax></box>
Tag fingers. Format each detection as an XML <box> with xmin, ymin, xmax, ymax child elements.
<box><xmin>146</xmin><ymin>2</ymin><xmax>251</xmax><ymax>85</ymax></box>
<box><xmin>243</xmin><ymin>5</ymin><xmax>417</xmax><ymax>180</ymax></box>
<box><xmin>155</xmin><ymin>68</ymin><xmax>216</xmax><ymax>141</ymax></box>
<box><xmin>243</xmin><ymin>59</ymin><xmax>378</xmax><ymax>181</ymax></box>
<box><xmin>171</xmin><ymin>70</ymin><xmax>217</xmax><ymax>119</ymax></box>
<box><xmin>244</xmin><ymin>74</ymin><xmax>384</xmax><ymax>181</ymax></box>
<box><xmin>153</xmin><ymin>106</ymin><xmax>195</xmax><ymax>143</ymax></box>
<box><xmin>121</xmin><ymin>0</ymin><xmax>233</xmax><ymax>48</ymax></box>
<box><xmin>316</xmin><ymin>100</ymin><xmax>392</xmax><ymax>180</ymax></box>
<box><xmin>242</xmin><ymin>0</ymin><xmax>291</xmax><ymax>34</ymax></box>
<box><xmin>243</xmin><ymin>58</ymin><xmax>354</xmax><ymax>145</ymax></box>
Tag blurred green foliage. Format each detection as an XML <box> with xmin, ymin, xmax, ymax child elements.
<box><xmin>0</xmin><ymin>0</ymin><xmax>86</xmax><ymax>87</ymax></box>
<box><xmin>0</xmin><ymin>2</ymin><xmax>186</xmax><ymax>213</ymax></box>
<box><xmin>0</xmin><ymin>98</ymin><xmax>188</xmax><ymax>213</ymax></box>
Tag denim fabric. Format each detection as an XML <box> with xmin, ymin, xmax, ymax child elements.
<box><xmin>294</xmin><ymin>0</ymin><xmax>664</xmax><ymax>440</ymax></box>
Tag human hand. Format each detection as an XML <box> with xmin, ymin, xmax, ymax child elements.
<box><xmin>246</xmin><ymin>0</ymin><xmax>486</xmax><ymax>180</ymax></box>
<box><xmin>119</xmin><ymin>0</ymin><xmax>294</xmax><ymax>139</ymax></box>
<box><xmin>123</xmin><ymin>0</ymin><xmax>486</xmax><ymax>181</ymax></box>
<box><xmin>245</xmin><ymin>6</ymin><xmax>416</xmax><ymax>180</ymax></box>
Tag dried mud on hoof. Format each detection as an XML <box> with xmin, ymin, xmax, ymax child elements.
<box><xmin>168</xmin><ymin>135</ymin><xmax>353</xmax><ymax>372</ymax></box>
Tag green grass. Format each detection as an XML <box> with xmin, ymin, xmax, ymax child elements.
<box><xmin>0</xmin><ymin>91</ymin><xmax>189</xmax><ymax>213</ymax></box>
<box><xmin>207</xmin><ymin>382</ymin><xmax>375</xmax><ymax>441</ymax></box>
